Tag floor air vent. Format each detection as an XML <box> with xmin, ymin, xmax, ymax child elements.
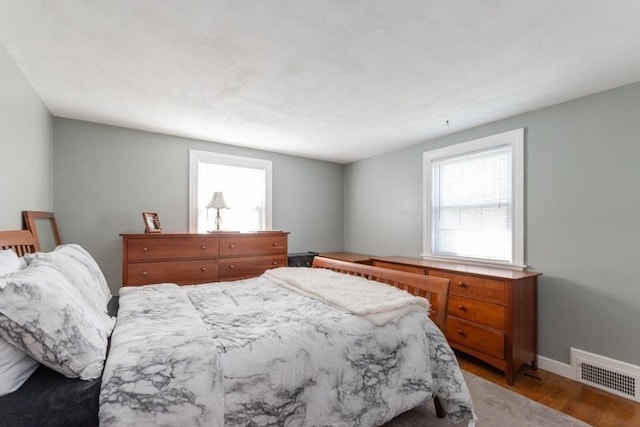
<box><xmin>571</xmin><ymin>348</ymin><xmax>640</xmax><ymax>402</ymax></box>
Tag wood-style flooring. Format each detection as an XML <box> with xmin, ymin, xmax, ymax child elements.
<box><xmin>456</xmin><ymin>352</ymin><xmax>640</xmax><ymax>427</ymax></box>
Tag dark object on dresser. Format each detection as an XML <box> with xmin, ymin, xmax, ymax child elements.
<box><xmin>287</xmin><ymin>251</ymin><xmax>319</xmax><ymax>267</ymax></box>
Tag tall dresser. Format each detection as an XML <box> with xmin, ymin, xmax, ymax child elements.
<box><xmin>120</xmin><ymin>231</ymin><xmax>288</xmax><ymax>286</ymax></box>
<box><xmin>370</xmin><ymin>256</ymin><xmax>541</xmax><ymax>385</ymax></box>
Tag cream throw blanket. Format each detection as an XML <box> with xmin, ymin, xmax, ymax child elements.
<box><xmin>263</xmin><ymin>267</ymin><xmax>430</xmax><ymax>326</ymax></box>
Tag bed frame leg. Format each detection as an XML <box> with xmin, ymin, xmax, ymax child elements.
<box><xmin>434</xmin><ymin>396</ymin><xmax>446</xmax><ymax>418</ymax></box>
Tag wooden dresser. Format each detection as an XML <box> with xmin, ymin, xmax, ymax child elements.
<box><xmin>370</xmin><ymin>256</ymin><xmax>541</xmax><ymax>385</ymax></box>
<box><xmin>120</xmin><ymin>231</ymin><xmax>288</xmax><ymax>286</ymax></box>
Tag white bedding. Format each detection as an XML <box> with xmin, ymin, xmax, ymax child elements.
<box><xmin>99</xmin><ymin>284</ymin><xmax>223</xmax><ymax>427</ymax></box>
<box><xmin>99</xmin><ymin>269</ymin><xmax>474</xmax><ymax>426</ymax></box>
<box><xmin>264</xmin><ymin>267</ymin><xmax>431</xmax><ymax>325</ymax></box>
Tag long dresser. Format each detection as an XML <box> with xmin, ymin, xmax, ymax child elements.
<box><xmin>370</xmin><ymin>256</ymin><xmax>541</xmax><ymax>385</ymax></box>
<box><xmin>120</xmin><ymin>231</ymin><xmax>288</xmax><ymax>286</ymax></box>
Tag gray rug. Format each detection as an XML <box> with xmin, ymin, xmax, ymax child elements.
<box><xmin>384</xmin><ymin>371</ymin><xmax>591</xmax><ymax>426</ymax></box>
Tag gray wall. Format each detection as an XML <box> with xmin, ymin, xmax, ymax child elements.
<box><xmin>53</xmin><ymin>119</ymin><xmax>344</xmax><ymax>293</ymax></box>
<box><xmin>0</xmin><ymin>45</ymin><xmax>53</xmax><ymax>229</ymax></box>
<box><xmin>345</xmin><ymin>82</ymin><xmax>640</xmax><ymax>366</ymax></box>
<box><xmin>4</xmin><ymin>38</ymin><xmax>639</xmax><ymax>368</ymax></box>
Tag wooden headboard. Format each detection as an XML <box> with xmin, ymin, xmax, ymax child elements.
<box><xmin>0</xmin><ymin>230</ymin><xmax>38</xmax><ymax>256</ymax></box>
<box><xmin>312</xmin><ymin>256</ymin><xmax>450</xmax><ymax>332</ymax></box>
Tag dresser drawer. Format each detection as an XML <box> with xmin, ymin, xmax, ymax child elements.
<box><xmin>127</xmin><ymin>259</ymin><xmax>218</xmax><ymax>285</ymax></box>
<box><xmin>448</xmin><ymin>295</ymin><xmax>505</xmax><ymax>330</ymax></box>
<box><xmin>372</xmin><ymin>260</ymin><xmax>427</xmax><ymax>275</ymax></box>
<box><xmin>446</xmin><ymin>317</ymin><xmax>505</xmax><ymax>359</ymax></box>
<box><xmin>127</xmin><ymin>238</ymin><xmax>218</xmax><ymax>261</ymax></box>
<box><xmin>430</xmin><ymin>270</ymin><xmax>505</xmax><ymax>303</ymax></box>
<box><xmin>219</xmin><ymin>235</ymin><xmax>287</xmax><ymax>257</ymax></box>
<box><xmin>218</xmin><ymin>255</ymin><xmax>287</xmax><ymax>280</ymax></box>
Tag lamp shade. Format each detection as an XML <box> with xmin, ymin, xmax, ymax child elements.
<box><xmin>205</xmin><ymin>192</ymin><xmax>229</xmax><ymax>210</ymax></box>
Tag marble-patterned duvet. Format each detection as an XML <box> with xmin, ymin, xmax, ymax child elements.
<box><xmin>99</xmin><ymin>274</ymin><xmax>474</xmax><ymax>427</ymax></box>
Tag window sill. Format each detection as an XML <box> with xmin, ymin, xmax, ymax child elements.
<box><xmin>419</xmin><ymin>254</ymin><xmax>527</xmax><ymax>272</ymax></box>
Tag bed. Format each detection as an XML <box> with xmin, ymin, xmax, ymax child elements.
<box><xmin>0</xmin><ymin>229</ymin><xmax>474</xmax><ymax>426</ymax></box>
<box><xmin>0</xmin><ymin>230</ymin><xmax>119</xmax><ymax>427</ymax></box>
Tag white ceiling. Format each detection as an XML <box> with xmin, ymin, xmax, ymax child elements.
<box><xmin>1</xmin><ymin>1</ymin><xmax>639</xmax><ymax>164</ymax></box>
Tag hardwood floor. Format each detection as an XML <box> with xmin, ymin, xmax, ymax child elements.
<box><xmin>456</xmin><ymin>351</ymin><xmax>640</xmax><ymax>426</ymax></box>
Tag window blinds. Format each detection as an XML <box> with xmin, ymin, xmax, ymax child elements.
<box><xmin>433</xmin><ymin>145</ymin><xmax>512</xmax><ymax>262</ymax></box>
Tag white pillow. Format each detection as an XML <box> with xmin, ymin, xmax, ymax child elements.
<box><xmin>25</xmin><ymin>244</ymin><xmax>112</xmax><ymax>312</ymax></box>
<box><xmin>55</xmin><ymin>244</ymin><xmax>112</xmax><ymax>302</ymax></box>
<box><xmin>0</xmin><ymin>262</ymin><xmax>114</xmax><ymax>379</ymax></box>
<box><xmin>0</xmin><ymin>335</ymin><xmax>39</xmax><ymax>396</ymax></box>
<box><xmin>0</xmin><ymin>249</ymin><xmax>26</xmax><ymax>277</ymax></box>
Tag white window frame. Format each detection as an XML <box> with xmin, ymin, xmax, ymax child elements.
<box><xmin>188</xmin><ymin>150</ymin><xmax>272</xmax><ymax>233</ymax></box>
<box><xmin>422</xmin><ymin>128</ymin><xmax>525</xmax><ymax>270</ymax></box>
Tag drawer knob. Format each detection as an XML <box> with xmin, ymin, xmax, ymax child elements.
<box><xmin>457</xmin><ymin>282</ymin><xmax>467</xmax><ymax>288</ymax></box>
<box><xmin>457</xmin><ymin>329</ymin><xmax>466</xmax><ymax>337</ymax></box>
<box><xmin>272</xmin><ymin>242</ymin><xmax>278</xmax><ymax>247</ymax></box>
<box><xmin>272</xmin><ymin>261</ymin><xmax>278</xmax><ymax>265</ymax></box>
<box><xmin>141</xmin><ymin>271</ymin><xmax>148</xmax><ymax>276</ymax></box>
<box><xmin>142</xmin><ymin>247</ymin><xmax>148</xmax><ymax>252</ymax></box>
<box><xmin>201</xmin><ymin>245</ymin><xmax>206</xmax><ymax>250</ymax></box>
<box><xmin>458</xmin><ymin>305</ymin><xmax>467</xmax><ymax>312</ymax></box>
<box><xmin>200</xmin><ymin>267</ymin><xmax>206</xmax><ymax>272</ymax></box>
<box><xmin>228</xmin><ymin>265</ymin><xmax>235</xmax><ymax>269</ymax></box>
<box><xmin>229</xmin><ymin>244</ymin><xmax>235</xmax><ymax>249</ymax></box>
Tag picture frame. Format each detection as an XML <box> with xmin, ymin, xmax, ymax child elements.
<box><xmin>142</xmin><ymin>212</ymin><xmax>162</xmax><ymax>233</ymax></box>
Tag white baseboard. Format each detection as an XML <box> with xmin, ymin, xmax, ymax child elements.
<box><xmin>537</xmin><ymin>355</ymin><xmax>574</xmax><ymax>379</ymax></box>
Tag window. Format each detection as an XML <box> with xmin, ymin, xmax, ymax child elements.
<box><xmin>189</xmin><ymin>150</ymin><xmax>272</xmax><ymax>233</ymax></box>
<box><xmin>423</xmin><ymin>129</ymin><xmax>524</xmax><ymax>269</ymax></box>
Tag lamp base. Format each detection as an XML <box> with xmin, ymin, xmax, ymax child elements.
<box><xmin>215</xmin><ymin>209</ymin><xmax>222</xmax><ymax>230</ymax></box>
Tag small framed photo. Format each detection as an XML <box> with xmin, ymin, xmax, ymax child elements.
<box><xmin>142</xmin><ymin>212</ymin><xmax>162</xmax><ymax>233</ymax></box>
